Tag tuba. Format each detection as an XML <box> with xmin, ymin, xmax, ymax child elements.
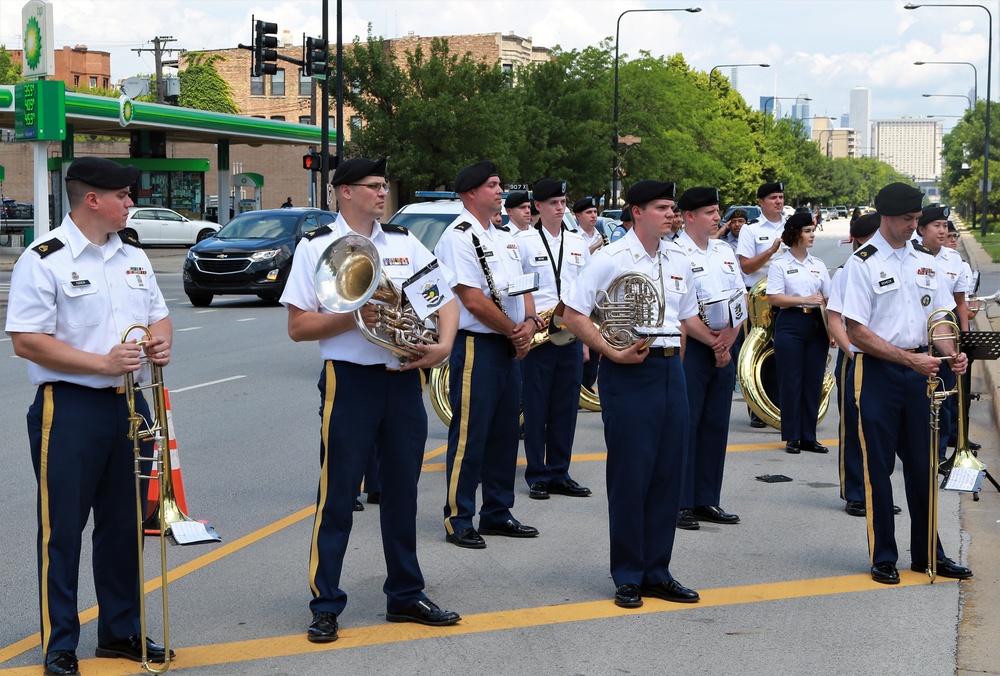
<box><xmin>315</xmin><ymin>234</ymin><xmax>439</xmax><ymax>361</ymax></box>
<box><xmin>737</xmin><ymin>279</ymin><xmax>834</xmax><ymax>429</ymax></box>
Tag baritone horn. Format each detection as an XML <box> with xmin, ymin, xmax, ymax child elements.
<box><xmin>315</xmin><ymin>233</ymin><xmax>439</xmax><ymax>361</ymax></box>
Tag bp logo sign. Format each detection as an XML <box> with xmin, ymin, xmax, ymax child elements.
<box><xmin>21</xmin><ymin>0</ymin><xmax>54</xmax><ymax>79</ymax></box>
<box><xmin>24</xmin><ymin>16</ymin><xmax>42</xmax><ymax>70</ymax></box>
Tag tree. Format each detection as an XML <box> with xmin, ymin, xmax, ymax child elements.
<box><xmin>177</xmin><ymin>54</ymin><xmax>239</xmax><ymax>114</ymax></box>
<box><xmin>940</xmin><ymin>102</ymin><xmax>1000</xmax><ymax>227</ymax></box>
<box><xmin>0</xmin><ymin>45</ymin><xmax>24</xmax><ymax>84</ymax></box>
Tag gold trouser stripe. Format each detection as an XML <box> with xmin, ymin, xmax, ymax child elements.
<box><xmin>39</xmin><ymin>385</ymin><xmax>54</xmax><ymax>653</ymax></box>
<box><xmin>838</xmin><ymin>354</ymin><xmax>847</xmax><ymax>493</ymax></box>
<box><xmin>308</xmin><ymin>362</ymin><xmax>336</xmax><ymax>597</ymax></box>
<box><xmin>444</xmin><ymin>335</ymin><xmax>475</xmax><ymax>536</ymax></box>
<box><xmin>854</xmin><ymin>355</ymin><xmax>876</xmax><ymax>564</ymax></box>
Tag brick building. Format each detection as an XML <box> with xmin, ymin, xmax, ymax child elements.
<box><xmin>7</xmin><ymin>45</ymin><xmax>112</xmax><ymax>90</ymax></box>
<box><xmin>180</xmin><ymin>31</ymin><xmax>551</xmax><ymax>139</ymax></box>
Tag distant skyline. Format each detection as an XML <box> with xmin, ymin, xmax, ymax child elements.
<box><xmin>0</xmin><ymin>0</ymin><xmax>993</xmax><ymax>130</ymax></box>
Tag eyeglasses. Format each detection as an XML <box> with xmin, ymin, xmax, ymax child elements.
<box><xmin>946</xmin><ymin>233</ymin><xmax>959</xmax><ymax>239</ymax></box>
<box><xmin>350</xmin><ymin>182</ymin><xmax>390</xmax><ymax>193</ymax></box>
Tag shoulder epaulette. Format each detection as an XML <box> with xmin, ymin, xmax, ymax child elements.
<box><xmin>118</xmin><ymin>230</ymin><xmax>140</xmax><ymax>247</ymax></box>
<box><xmin>911</xmin><ymin>241</ymin><xmax>931</xmax><ymax>255</ymax></box>
<box><xmin>747</xmin><ymin>218</ymin><xmax>760</xmax><ymax>226</ymax></box>
<box><xmin>32</xmin><ymin>239</ymin><xmax>65</xmax><ymax>258</ymax></box>
<box><xmin>854</xmin><ymin>244</ymin><xmax>877</xmax><ymax>261</ymax></box>
<box><xmin>454</xmin><ymin>222</ymin><xmax>472</xmax><ymax>232</ymax></box>
<box><xmin>496</xmin><ymin>223</ymin><xmax>511</xmax><ymax>232</ymax></box>
<box><xmin>381</xmin><ymin>223</ymin><xmax>409</xmax><ymax>235</ymax></box>
<box><xmin>302</xmin><ymin>225</ymin><xmax>332</xmax><ymax>241</ymax></box>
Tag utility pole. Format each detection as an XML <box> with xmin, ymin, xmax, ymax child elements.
<box><xmin>132</xmin><ymin>36</ymin><xmax>180</xmax><ymax>104</ymax></box>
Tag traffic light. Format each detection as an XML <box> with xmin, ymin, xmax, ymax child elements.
<box><xmin>303</xmin><ymin>36</ymin><xmax>328</xmax><ymax>79</ymax></box>
<box><xmin>303</xmin><ymin>150</ymin><xmax>323</xmax><ymax>172</ymax></box>
<box><xmin>253</xmin><ymin>20</ymin><xmax>279</xmax><ymax>77</ymax></box>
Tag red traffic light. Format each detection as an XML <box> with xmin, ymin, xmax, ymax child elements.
<box><xmin>303</xmin><ymin>151</ymin><xmax>323</xmax><ymax>171</ymax></box>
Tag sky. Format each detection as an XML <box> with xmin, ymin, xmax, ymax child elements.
<box><xmin>0</xmin><ymin>0</ymin><xmax>993</xmax><ymax>134</ymax></box>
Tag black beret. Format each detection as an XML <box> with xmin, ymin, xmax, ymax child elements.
<box><xmin>65</xmin><ymin>156</ymin><xmax>139</xmax><ymax>189</ymax></box>
<box><xmin>455</xmin><ymin>160</ymin><xmax>498</xmax><ymax>193</ymax></box>
<box><xmin>625</xmin><ymin>180</ymin><xmax>676</xmax><ymax>206</ymax></box>
<box><xmin>677</xmin><ymin>187</ymin><xmax>720</xmax><ymax>212</ymax></box>
<box><xmin>532</xmin><ymin>179</ymin><xmax>567</xmax><ymax>202</ymax></box>
<box><xmin>504</xmin><ymin>190</ymin><xmax>530</xmax><ymax>209</ymax></box>
<box><xmin>728</xmin><ymin>208</ymin><xmax>748</xmax><ymax>221</ymax></box>
<box><xmin>784</xmin><ymin>212</ymin><xmax>814</xmax><ymax>231</ymax></box>
<box><xmin>530</xmin><ymin>200</ymin><xmax>539</xmax><ymax>216</ymax></box>
<box><xmin>875</xmin><ymin>182</ymin><xmax>924</xmax><ymax>216</ymax></box>
<box><xmin>572</xmin><ymin>197</ymin><xmax>597</xmax><ymax>213</ymax></box>
<box><xmin>621</xmin><ymin>204</ymin><xmax>633</xmax><ymax>223</ymax></box>
<box><xmin>757</xmin><ymin>181</ymin><xmax>783</xmax><ymax>199</ymax></box>
<box><xmin>918</xmin><ymin>205</ymin><xmax>951</xmax><ymax>227</ymax></box>
<box><xmin>331</xmin><ymin>156</ymin><xmax>387</xmax><ymax>186</ymax></box>
<box><xmin>947</xmin><ymin>220</ymin><xmax>958</xmax><ymax>233</ymax></box>
<box><xmin>850</xmin><ymin>212</ymin><xmax>881</xmax><ymax>239</ymax></box>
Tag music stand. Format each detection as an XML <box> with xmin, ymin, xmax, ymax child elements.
<box><xmin>941</xmin><ymin>331</ymin><xmax>1000</xmax><ymax>496</ymax></box>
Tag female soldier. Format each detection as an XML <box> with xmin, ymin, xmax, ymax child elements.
<box><xmin>767</xmin><ymin>212</ymin><xmax>831</xmax><ymax>454</ymax></box>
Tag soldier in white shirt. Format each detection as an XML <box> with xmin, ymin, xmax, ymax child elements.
<box><xmin>573</xmin><ymin>196</ymin><xmax>607</xmax><ymax>254</ymax></box>
<box><xmin>434</xmin><ymin>161</ymin><xmax>540</xmax><ymax>549</ymax></box>
<box><xmin>505</xmin><ymin>190</ymin><xmax>533</xmax><ymax>232</ymax></box>
<box><xmin>841</xmin><ymin>182</ymin><xmax>972</xmax><ymax>584</ymax></box>
<box><xmin>282</xmin><ymin>157</ymin><xmax>461</xmax><ymax>641</ymax></box>
<box><xmin>563</xmin><ymin>179</ymin><xmax>702</xmax><ymax>610</ymax></box>
<box><xmin>674</xmin><ymin>188</ymin><xmax>746</xmax><ymax>531</ymax></box>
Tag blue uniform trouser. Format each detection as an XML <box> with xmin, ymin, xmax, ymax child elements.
<box><xmin>936</xmin><ymin>361</ymin><xmax>956</xmax><ymax>462</ymax></box>
<box><xmin>852</xmin><ymin>354</ymin><xmax>947</xmax><ymax>566</ymax></box>
<box><xmin>522</xmin><ymin>340</ymin><xmax>584</xmax><ymax>486</ymax></box>
<box><xmin>309</xmin><ymin>361</ymin><xmax>427</xmax><ymax>615</ymax></box>
<box><xmin>835</xmin><ymin>349</ymin><xmax>865</xmax><ymax>503</ymax></box>
<box><xmin>681</xmin><ymin>340</ymin><xmax>735</xmax><ymax>509</ymax></box>
<box><xmin>773</xmin><ymin>310</ymin><xmax>826</xmax><ymax>442</ymax></box>
<box><xmin>601</xmin><ymin>353</ymin><xmax>689</xmax><ymax>588</ymax></box>
<box><xmin>28</xmin><ymin>382</ymin><xmax>150</xmax><ymax>653</ymax></box>
<box><xmin>443</xmin><ymin>331</ymin><xmax>521</xmax><ymax>533</ymax></box>
<box><xmin>582</xmin><ymin>347</ymin><xmax>600</xmax><ymax>390</ymax></box>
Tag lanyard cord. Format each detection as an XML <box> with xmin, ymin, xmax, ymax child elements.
<box><xmin>536</xmin><ymin>223</ymin><xmax>565</xmax><ymax>297</ymax></box>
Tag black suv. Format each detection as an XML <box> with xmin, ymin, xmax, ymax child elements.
<box><xmin>183</xmin><ymin>208</ymin><xmax>336</xmax><ymax>306</ymax></box>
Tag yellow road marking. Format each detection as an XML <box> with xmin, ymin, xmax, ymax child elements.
<box><xmin>0</xmin><ymin>572</ymin><xmax>953</xmax><ymax>675</ymax></box>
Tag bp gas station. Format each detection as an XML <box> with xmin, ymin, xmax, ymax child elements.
<box><xmin>0</xmin><ymin>1</ymin><xmax>334</xmax><ymax>247</ymax></box>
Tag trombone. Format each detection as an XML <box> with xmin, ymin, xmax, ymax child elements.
<box><xmin>122</xmin><ymin>324</ymin><xmax>174</xmax><ymax>674</ymax></box>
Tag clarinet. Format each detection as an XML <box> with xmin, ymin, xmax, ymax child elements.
<box><xmin>471</xmin><ymin>232</ymin><xmax>509</xmax><ymax>318</ymax></box>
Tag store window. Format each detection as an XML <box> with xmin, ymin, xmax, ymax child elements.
<box><xmin>271</xmin><ymin>69</ymin><xmax>285</xmax><ymax>96</ymax></box>
<box><xmin>299</xmin><ymin>69</ymin><xmax>312</xmax><ymax>96</ymax></box>
<box><xmin>299</xmin><ymin>115</ymin><xmax>312</xmax><ymax>125</ymax></box>
<box><xmin>251</xmin><ymin>75</ymin><xmax>264</xmax><ymax>96</ymax></box>
<box><xmin>90</xmin><ymin>76</ymin><xmax>97</xmax><ymax>88</ymax></box>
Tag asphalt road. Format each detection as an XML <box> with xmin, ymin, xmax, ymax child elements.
<box><xmin>0</xmin><ymin>217</ymin><xmax>996</xmax><ymax>675</ymax></box>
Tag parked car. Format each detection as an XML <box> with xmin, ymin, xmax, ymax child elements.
<box><xmin>601</xmin><ymin>209</ymin><xmax>623</xmax><ymax>221</ymax></box>
<box><xmin>835</xmin><ymin>205</ymin><xmax>849</xmax><ymax>218</ymax></box>
<box><xmin>1</xmin><ymin>198</ymin><xmax>32</xmax><ymax>220</ymax></box>
<box><xmin>723</xmin><ymin>205</ymin><xmax>762</xmax><ymax>224</ymax></box>
<box><xmin>123</xmin><ymin>207</ymin><xmax>219</xmax><ymax>246</ymax></box>
<box><xmin>183</xmin><ymin>208</ymin><xmax>336</xmax><ymax>307</ymax></box>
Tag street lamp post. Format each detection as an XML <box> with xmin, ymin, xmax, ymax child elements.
<box><xmin>707</xmin><ymin>62</ymin><xmax>769</xmax><ymax>90</ymax></box>
<box><xmin>922</xmin><ymin>93</ymin><xmax>974</xmax><ymax>110</ymax></box>
<box><xmin>906</xmin><ymin>3</ymin><xmax>992</xmax><ymax>236</ymax></box>
<box><xmin>817</xmin><ymin>129</ymin><xmax>834</xmax><ymax>158</ymax></box>
<box><xmin>613</xmin><ymin>6</ymin><xmax>701</xmax><ymax>207</ymax></box>
<box><xmin>914</xmin><ymin>60</ymin><xmax>977</xmax><ymax>102</ymax></box>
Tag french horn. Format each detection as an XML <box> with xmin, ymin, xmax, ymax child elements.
<box><xmin>736</xmin><ymin>278</ymin><xmax>834</xmax><ymax>429</ymax></box>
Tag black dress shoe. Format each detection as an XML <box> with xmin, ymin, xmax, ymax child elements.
<box><xmin>306</xmin><ymin>611</ymin><xmax>339</xmax><ymax>643</ymax></box>
<box><xmin>614</xmin><ymin>584</ymin><xmax>643</xmax><ymax>608</ymax></box>
<box><xmin>800</xmin><ymin>441</ymin><xmax>829</xmax><ymax>453</ymax></box>
<box><xmin>969</xmin><ymin>440</ymin><xmax>982</xmax><ymax>451</ymax></box>
<box><xmin>353</xmin><ymin>499</ymin><xmax>364</xmax><ymax>512</ymax></box>
<box><xmin>641</xmin><ymin>579</ymin><xmax>700</xmax><ymax>603</ymax></box>
<box><xmin>386</xmin><ymin>599</ymin><xmax>461</xmax><ymax>626</ymax></box>
<box><xmin>750</xmin><ymin>419</ymin><xmax>767</xmax><ymax>428</ymax></box>
<box><xmin>785</xmin><ymin>440</ymin><xmax>801</xmax><ymax>454</ymax></box>
<box><xmin>692</xmin><ymin>505</ymin><xmax>740</xmax><ymax>524</ymax></box>
<box><xmin>446</xmin><ymin>527</ymin><xmax>486</xmax><ymax>549</ymax></box>
<box><xmin>910</xmin><ymin>557</ymin><xmax>973</xmax><ymax>579</ymax></box>
<box><xmin>871</xmin><ymin>562</ymin><xmax>900</xmax><ymax>585</ymax></box>
<box><xmin>893</xmin><ymin>504</ymin><xmax>902</xmax><ymax>515</ymax></box>
<box><xmin>676</xmin><ymin>509</ymin><xmax>700</xmax><ymax>530</ymax></box>
<box><xmin>845</xmin><ymin>501</ymin><xmax>866</xmax><ymax>517</ymax></box>
<box><xmin>95</xmin><ymin>635</ymin><xmax>175</xmax><ymax>662</ymax></box>
<box><xmin>44</xmin><ymin>650</ymin><xmax>78</xmax><ymax>675</ymax></box>
<box><xmin>479</xmin><ymin>518</ymin><xmax>539</xmax><ymax>538</ymax></box>
<box><xmin>528</xmin><ymin>481</ymin><xmax>550</xmax><ymax>500</ymax></box>
<box><xmin>547</xmin><ymin>478</ymin><xmax>592</xmax><ymax>497</ymax></box>
<box><xmin>366</xmin><ymin>492</ymin><xmax>381</xmax><ymax>504</ymax></box>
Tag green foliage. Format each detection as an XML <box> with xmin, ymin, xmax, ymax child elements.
<box><xmin>941</xmin><ymin>101</ymin><xmax>1000</xmax><ymax>228</ymax></box>
<box><xmin>0</xmin><ymin>45</ymin><xmax>24</xmax><ymax>84</ymax></box>
<box><xmin>177</xmin><ymin>53</ymin><xmax>239</xmax><ymax>114</ymax></box>
<box><xmin>71</xmin><ymin>84</ymin><xmax>117</xmax><ymax>98</ymax></box>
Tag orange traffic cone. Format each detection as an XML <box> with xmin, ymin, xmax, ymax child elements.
<box><xmin>143</xmin><ymin>387</ymin><xmax>190</xmax><ymax>531</ymax></box>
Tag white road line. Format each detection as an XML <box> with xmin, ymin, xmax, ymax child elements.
<box><xmin>163</xmin><ymin>297</ymin><xmax>179</xmax><ymax>302</ymax></box>
<box><xmin>0</xmin><ymin>337</ymin><xmax>11</xmax><ymax>342</ymax></box>
<box><xmin>237</xmin><ymin>318</ymin><xmax>258</xmax><ymax>322</ymax></box>
<box><xmin>170</xmin><ymin>375</ymin><xmax>247</xmax><ymax>393</ymax></box>
<box><xmin>194</xmin><ymin>309</ymin><xmax>217</xmax><ymax>314</ymax></box>
<box><xmin>177</xmin><ymin>326</ymin><xmax>202</xmax><ymax>332</ymax></box>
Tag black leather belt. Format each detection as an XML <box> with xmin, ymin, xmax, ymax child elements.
<box><xmin>781</xmin><ymin>307</ymin><xmax>819</xmax><ymax>314</ymax></box>
<box><xmin>904</xmin><ymin>346</ymin><xmax>929</xmax><ymax>353</ymax></box>
<box><xmin>644</xmin><ymin>346</ymin><xmax>678</xmax><ymax>358</ymax></box>
<box><xmin>458</xmin><ymin>329</ymin><xmax>508</xmax><ymax>342</ymax></box>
